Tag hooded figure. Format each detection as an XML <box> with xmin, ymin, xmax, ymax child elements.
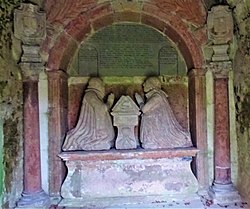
<box><xmin>135</xmin><ymin>77</ymin><xmax>192</xmax><ymax>149</ymax></box>
<box><xmin>63</xmin><ymin>78</ymin><xmax>115</xmax><ymax>151</ymax></box>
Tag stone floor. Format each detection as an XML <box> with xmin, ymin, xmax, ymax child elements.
<box><xmin>50</xmin><ymin>195</ymin><xmax>249</xmax><ymax>209</ymax></box>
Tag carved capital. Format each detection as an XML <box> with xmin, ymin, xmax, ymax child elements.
<box><xmin>20</xmin><ymin>62</ymin><xmax>44</xmax><ymax>82</ymax></box>
<box><xmin>207</xmin><ymin>5</ymin><xmax>233</xmax><ymax>45</ymax></box>
<box><xmin>14</xmin><ymin>3</ymin><xmax>46</xmax><ymax>45</ymax></box>
<box><xmin>204</xmin><ymin>61</ymin><xmax>232</xmax><ymax>79</ymax></box>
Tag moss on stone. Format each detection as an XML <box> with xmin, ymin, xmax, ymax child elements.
<box><xmin>0</xmin><ymin>0</ymin><xmax>24</xmax><ymax>50</ymax></box>
<box><xmin>0</xmin><ymin>120</ymin><xmax>3</xmax><ymax>199</ymax></box>
<box><xmin>0</xmin><ymin>36</ymin><xmax>23</xmax><ymax>207</ymax></box>
<box><xmin>3</xmin><ymin>118</ymin><xmax>20</xmax><ymax>193</ymax></box>
<box><xmin>0</xmin><ymin>81</ymin><xmax>8</xmax><ymax>98</ymax></box>
<box><xmin>232</xmin><ymin>1</ymin><xmax>250</xmax><ymax>198</ymax></box>
<box><xmin>237</xmin><ymin>92</ymin><xmax>250</xmax><ymax>131</ymax></box>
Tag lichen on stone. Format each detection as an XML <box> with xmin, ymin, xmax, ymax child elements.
<box><xmin>0</xmin><ymin>0</ymin><xmax>24</xmax><ymax>50</ymax></box>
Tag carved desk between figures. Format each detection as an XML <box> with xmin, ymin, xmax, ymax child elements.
<box><xmin>59</xmin><ymin>148</ymin><xmax>199</xmax><ymax>207</ymax></box>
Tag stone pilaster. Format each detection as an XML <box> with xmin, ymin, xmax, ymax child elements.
<box><xmin>18</xmin><ymin>66</ymin><xmax>50</xmax><ymax>208</ymax></box>
<box><xmin>14</xmin><ymin>3</ymin><xmax>50</xmax><ymax>207</ymax></box>
<box><xmin>188</xmin><ymin>69</ymin><xmax>208</xmax><ymax>191</ymax></box>
<box><xmin>206</xmin><ymin>4</ymin><xmax>241</xmax><ymax>203</ymax></box>
<box><xmin>47</xmin><ymin>70</ymin><xmax>68</xmax><ymax>198</ymax></box>
<box><xmin>206</xmin><ymin>62</ymin><xmax>241</xmax><ymax>203</ymax></box>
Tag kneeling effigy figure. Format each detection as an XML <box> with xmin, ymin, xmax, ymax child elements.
<box><xmin>62</xmin><ymin>77</ymin><xmax>115</xmax><ymax>151</ymax></box>
<box><xmin>135</xmin><ymin>77</ymin><xmax>192</xmax><ymax>149</ymax></box>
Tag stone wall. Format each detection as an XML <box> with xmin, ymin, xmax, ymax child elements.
<box><xmin>0</xmin><ymin>43</ymin><xmax>24</xmax><ymax>208</ymax></box>
<box><xmin>234</xmin><ymin>42</ymin><xmax>250</xmax><ymax>201</ymax></box>
<box><xmin>0</xmin><ymin>1</ymin><xmax>24</xmax><ymax>208</ymax></box>
<box><xmin>228</xmin><ymin>0</ymin><xmax>250</xmax><ymax>203</ymax></box>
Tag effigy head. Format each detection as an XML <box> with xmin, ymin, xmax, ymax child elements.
<box><xmin>88</xmin><ymin>77</ymin><xmax>105</xmax><ymax>95</ymax></box>
<box><xmin>143</xmin><ymin>77</ymin><xmax>161</xmax><ymax>92</ymax></box>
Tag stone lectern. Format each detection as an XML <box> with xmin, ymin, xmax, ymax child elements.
<box><xmin>111</xmin><ymin>96</ymin><xmax>140</xmax><ymax>149</ymax></box>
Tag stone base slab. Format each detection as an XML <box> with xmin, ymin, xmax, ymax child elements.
<box><xmin>59</xmin><ymin>194</ymin><xmax>201</xmax><ymax>208</ymax></box>
<box><xmin>16</xmin><ymin>207</ymin><xmax>49</xmax><ymax>209</ymax></box>
<box><xmin>208</xmin><ymin>183</ymin><xmax>241</xmax><ymax>204</ymax></box>
<box><xmin>59</xmin><ymin>148</ymin><xmax>198</xmax><ymax>207</ymax></box>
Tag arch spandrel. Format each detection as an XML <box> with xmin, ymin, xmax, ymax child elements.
<box><xmin>42</xmin><ymin>1</ymin><xmax>207</xmax><ymax>72</ymax></box>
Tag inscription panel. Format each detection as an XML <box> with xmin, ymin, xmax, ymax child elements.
<box><xmin>78</xmin><ymin>46</ymin><xmax>98</xmax><ymax>76</ymax></box>
<box><xmin>159</xmin><ymin>46</ymin><xmax>178</xmax><ymax>75</ymax></box>
<box><xmin>98</xmin><ymin>43</ymin><xmax>156</xmax><ymax>76</ymax></box>
<box><xmin>74</xmin><ymin>24</ymin><xmax>186</xmax><ymax>77</ymax></box>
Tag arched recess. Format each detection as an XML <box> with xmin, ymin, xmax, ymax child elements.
<box><xmin>45</xmin><ymin>13</ymin><xmax>204</xmax><ymax>71</ymax></box>
<box><xmin>43</xmin><ymin>4</ymin><xmax>208</xmax><ymax>196</ymax></box>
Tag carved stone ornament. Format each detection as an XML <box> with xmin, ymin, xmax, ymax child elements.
<box><xmin>20</xmin><ymin>62</ymin><xmax>44</xmax><ymax>81</ymax></box>
<box><xmin>207</xmin><ymin>5</ymin><xmax>233</xmax><ymax>45</ymax></box>
<box><xmin>211</xmin><ymin>44</ymin><xmax>230</xmax><ymax>61</ymax></box>
<box><xmin>21</xmin><ymin>45</ymin><xmax>43</xmax><ymax>63</ymax></box>
<box><xmin>204</xmin><ymin>61</ymin><xmax>232</xmax><ymax>79</ymax></box>
<box><xmin>14</xmin><ymin>3</ymin><xmax>46</xmax><ymax>45</ymax></box>
<box><xmin>111</xmin><ymin>96</ymin><xmax>140</xmax><ymax>150</ymax></box>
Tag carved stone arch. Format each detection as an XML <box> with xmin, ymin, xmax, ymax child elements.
<box><xmin>43</xmin><ymin>1</ymin><xmax>208</xmax><ymax>196</ymax></box>
<box><xmin>43</xmin><ymin>4</ymin><xmax>206</xmax><ymax>71</ymax></box>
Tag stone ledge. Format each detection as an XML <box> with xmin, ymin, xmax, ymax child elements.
<box><xmin>59</xmin><ymin>194</ymin><xmax>201</xmax><ymax>208</ymax></box>
<box><xmin>59</xmin><ymin>147</ymin><xmax>198</xmax><ymax>161</ymax></box>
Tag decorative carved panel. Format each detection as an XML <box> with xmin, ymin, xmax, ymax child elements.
<box><xmin>14</xmin><ymin>3</ymin><xmax>46</xmax><ymax>45</ymax></box>
<box><xmin>207</xmin><ymin>5</ymin><xmax>233</xmax><ymax>45</ymax></box>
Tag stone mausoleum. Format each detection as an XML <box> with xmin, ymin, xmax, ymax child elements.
<box><xmin>1</xmin><ymin>0</ymin><xmax>250</xmax><ymax>208</ymax></box>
